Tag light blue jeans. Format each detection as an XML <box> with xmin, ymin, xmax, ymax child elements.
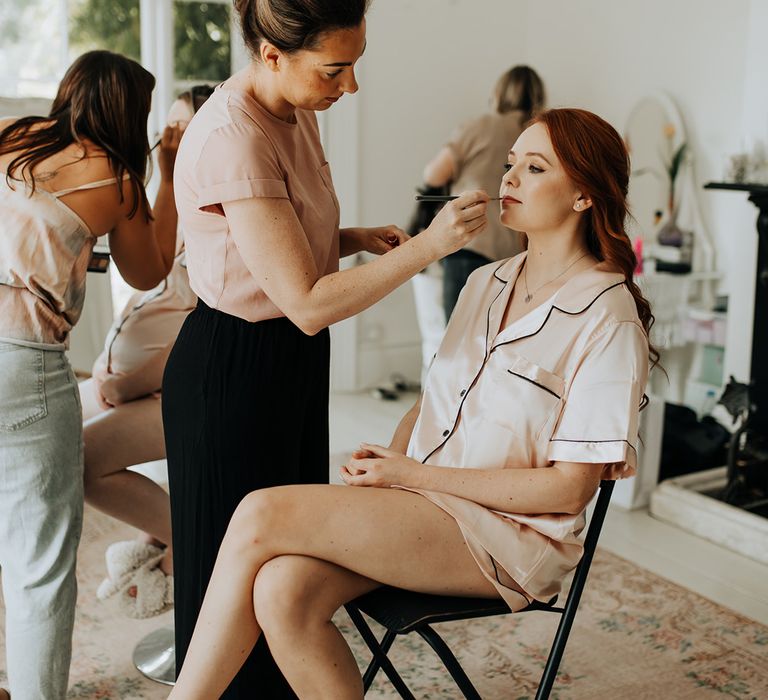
<box><xmin>0</xmin><ymin>341</ymin><xmax>83</xmax><ymax>700</ymax></box>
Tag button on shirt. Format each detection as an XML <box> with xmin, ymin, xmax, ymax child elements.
<box><xmin>403</xmin><ymin>253</ymin><xmax>649</xmax><ymax>610</ymax></box>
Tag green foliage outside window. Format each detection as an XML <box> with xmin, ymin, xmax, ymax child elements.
<box><xmin>69</xmin><ymin>0</ymin><xmax>141</xmax><ymax>62</ymax></box>
<box><xmin>174</xmin><ymin>2</ymin><xmax>231</xmax><ymax>81</ymax></box>
<box><xmin>68</xmin><ymin>0</ymin><xmax>231</xmax><ymax>81</ymax></box>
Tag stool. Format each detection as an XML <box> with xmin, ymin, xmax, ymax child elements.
<box><xmin>133</xmin><ymin>626</ymin><xmax>175</xmax><ymax>685</ymax></box>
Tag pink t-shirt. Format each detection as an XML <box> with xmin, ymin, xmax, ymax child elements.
<box><xmin>173</xmin><ymin>86</ymin><xmax>340</xmax><ymax>322</ymax></box>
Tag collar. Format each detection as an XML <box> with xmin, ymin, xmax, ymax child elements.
<box><xmin>491</xmin><ymin>252</ymin><xmax>626</xmax><ymax>315</ymax></box>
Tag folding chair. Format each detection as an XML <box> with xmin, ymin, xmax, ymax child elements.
<box><xmin>345</xmin><ymin>479</ymin><xmax>615</xmax><ymax>700</ymax></box>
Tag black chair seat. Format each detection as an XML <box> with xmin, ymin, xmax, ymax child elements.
<box><xmin>345</xmin><ymin>479</ymin><xmax>615</xmax><ymax>700</ymax></box>
<box><xmin>354</xmin><ymin>586</ymin><xmax>559</xmax><ymax>634</ymax></box>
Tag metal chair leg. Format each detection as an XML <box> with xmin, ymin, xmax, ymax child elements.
<box><xmin>417</xmin><ymin>625</ymin><xmax>482</xmax><ymax>700</ymax></box>
<box><xmin>345</xmin><ymin>605</ymin><xmax>417</xmax><ymax>700</ymax></box>
<box><xmin>362</xmin><ymin>629</ymin><xmax>397</xmax><ymax>689</ymax></box>
<box><xmin>132</xmin><ymin>626</ymin><xmax>175</xmax><ymax>685</ymax></box>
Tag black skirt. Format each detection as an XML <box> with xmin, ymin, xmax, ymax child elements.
<box><xmin>162</xmin><ymin>300</ymin><xmax>330</xmax><ymax>699</ymax></box>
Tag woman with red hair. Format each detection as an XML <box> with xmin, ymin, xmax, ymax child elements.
<box><xmin>168</xmin><ymin>108</ymin><xmax>656</xmax><ymax>700</ymax></box>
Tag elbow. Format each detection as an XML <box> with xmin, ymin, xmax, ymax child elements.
<box><xmin>565</xmin><ymin>485</ymin><xmax>601</xmax><ymax>515</ymax></box>
<box><xmin>122</xmin><ymin>273</ymin><xmax>163</xmax><ymax>291</ymax></box>
<box><xmin>423</xmin><ymin>166</ymin><xmax>445</xmax><ymax>188</ymax></box>
<box><xmin>289</xmin><ymin>309</ymin><xmax>327</xmax><ymax>337</ymax></box>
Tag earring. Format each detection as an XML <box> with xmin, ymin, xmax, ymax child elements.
<box><xmin>575</xmin><ymin>202</ymin><xmax>582</xmax><ymax>210</ymax></box>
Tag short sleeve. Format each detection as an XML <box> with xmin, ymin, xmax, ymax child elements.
<box><xmin>195</xmin><ymin>122</ymin><xmax>288</xmax><ymax>212</ymax></box>
<box><xmin>446</xmin><ymin>119</ymin><xmax>480</xmax><ymax>172</ymax></box>
<box><xmin>547</xmin><ymin>321</ymin><xmax>649</xmax><ymax>479</ymax></box>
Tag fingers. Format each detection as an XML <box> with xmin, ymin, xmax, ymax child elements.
<box><xmin>351</xmin><ymin>448</ymin><xmax>374</xmax><ymax>459</ymax></box>
<box><xmin>359</xmin><ymin>442</ymin><xmax>395</xmax><ymax>458</ymax></box>
<box><xmin>94</xmin><ymin>388</ymin><xmax>112</xmax><ymax>411</ymax></box>
<box><xmin>160</xmin><ymin>124</ymin><xmax>184</xmax><ymax>151</ymax></box>
<box><xmin>451</xmin><ymin>189</ymin><xmax>490</xmax><ymax>211</ymax></box>
<box><xmin>386</xmin><ymin>226</ymin><xmax>409</xmax><ymax>246</ymax></box>
<box><xmin>441</xmin><ymin>191</ymin><xmax>488</xmax><ymax>231</ymax></box>
<box><xmin>340</xmin><ymin>465</ymin><xmax>368</xmax><ymax>486</ymax></box>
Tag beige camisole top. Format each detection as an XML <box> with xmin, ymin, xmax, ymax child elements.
<box><xmin>0</xmin><ymin>175</ymin><xmax>118</xmax><ymax>349</ymax></box>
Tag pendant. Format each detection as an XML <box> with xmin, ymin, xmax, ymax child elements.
<box><xmin>524</xmin><ymin>294</ymin><xmax>533</xmax><ymax>303</ymax></box>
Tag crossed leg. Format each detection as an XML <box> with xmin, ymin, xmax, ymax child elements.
<box><xmin>169</xmin><ymin>484</ymin><xmax>499</xmax><ymax>699</ymax></box>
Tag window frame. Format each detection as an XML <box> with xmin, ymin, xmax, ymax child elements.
<box><xmin>140</xmin><ymin>0</ymin><xmax>242</xmax><ymax>137</ymax></box>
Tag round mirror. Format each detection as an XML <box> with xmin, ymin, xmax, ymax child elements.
<box><xmin>625</xmin><ymin>92</ymin><xmax>686</xmax><ymax>243</ymax></box>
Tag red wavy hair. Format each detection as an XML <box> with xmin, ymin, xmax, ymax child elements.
<box><xmin>530</xmin><ymin>108</ymin><xmax>659</xmax><ymax>373</ymax></box>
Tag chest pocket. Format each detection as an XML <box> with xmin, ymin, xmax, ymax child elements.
<box><xmin>489</xmin><ymin>352</ymin><xmax>565</xmax><ymax>440</ymax></box>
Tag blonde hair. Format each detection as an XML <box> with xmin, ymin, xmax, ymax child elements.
<box><xmin>493</xmin><ymin>65</ymin><xmax>545</xmax><ymax>119</ymax></box>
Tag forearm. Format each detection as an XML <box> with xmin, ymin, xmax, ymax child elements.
<box><xmin>404</xmin><ymin>463</ymin><xmax>600</xmax><ymax>515</ymax></box>
<box><xmin>152</xmin><ymin>180</ymin><xmax>178</xmax><ymax>273</ymax></box>
<box><xmin>388</xmin><ymin>397</ymin><xmax>421</xmax><ymax>453</ymax></box>
<box><xmin>302</xmin><ymin>235</ymin><xmax>436</xmax><ymax>333</ymax></box>
<box><xmin>423</xmin><ymin>146</ymin><xmax>455</xmax><ymax>188</ymax></box>
<box><xmin>339</xmin><ymin>227</ymin><xmax>365</xmax><ymax>257</ymax></box>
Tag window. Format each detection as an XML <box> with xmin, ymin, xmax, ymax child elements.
<box><xmin>174</xmin><ymin>1</ymin><xmax>232</xmax><ymax>84</ymax></box>
<box><xmin>69</xmin><ymin>0</ymin><xmax>141</xmax><ymax>62</ymax></box>
<box><xmin>0</xmin><ymin>0</ymin><xmax>68</xmax><ymax>98</ymax></box>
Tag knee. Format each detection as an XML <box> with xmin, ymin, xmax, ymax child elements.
<box><xmin>253</xmin><ymin>557</ymin><xmax>319</xmax><ymax>634</ymax></box>
<box><xmin>225</xmin><ymin>489</ymin><xmax>285</xmax><ymax>553</ymax></box>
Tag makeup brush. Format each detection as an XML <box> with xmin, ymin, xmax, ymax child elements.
<box><xmin>150</xmin><ymin>137</ymin><xmax>162</xmax><ymax>152</ymax></box>
<box><xmin>415</xmin><ymin>195</ymin><xmax>503</xmax><ymax>202</ymax></box>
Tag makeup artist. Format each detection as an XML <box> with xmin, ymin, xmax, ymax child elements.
<box><xmin>422</xmin><ymin>65</ymin><xmax>546</xmax><ymax>320</ymax></box>
<box><xmin>163</xmin><ymin>1</ymin><xmax>489</xmax><ymax>697</ymax></box>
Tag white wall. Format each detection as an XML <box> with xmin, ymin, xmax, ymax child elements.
<box><xmin>334</xmin><ymin>0</ymin><xmax>763</xmax><ymax>390</ymax></box>
<box><xmin>523</xmin><ymin>0</ymin><xmax>757</xmax><ymax>387</ymax></box>
<box><xmin>350</xmin><ymin>0</ymin><xmax>528</xmax><ymax>388</ymax></box>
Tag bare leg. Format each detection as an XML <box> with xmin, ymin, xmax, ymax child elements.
<box><xmin>82</xmin><ymin>395</ymin><xmax>173</xmax><ymax>573</ymax></box>
<box><xmin>78</xmin><ymin>378</ymin><xmax>103</xmax><ymax>422</ymax></box>
<box><xmin>169</xmin><ymin>485</ymin><xmax>499</xmax><ymax>699</ymax></box>
<box><xmin>254</xmin><ymin>556</ymin><xmax>378</xmax><ymax>700</ymax></box>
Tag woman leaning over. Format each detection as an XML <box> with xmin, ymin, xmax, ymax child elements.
<box><xmin>0</xmin><ymin>51</ymin><xmax>178</xmax><ymax>700</ymax></box>
<box><xmin>168</xmin><ymin>107</ymin><xmax>656</xmax><ymax>699</ymax></box>
<box><xmin>163</xmin><ymin>0</ymin><xmax>488</xmax><ymax>697</ymax></box>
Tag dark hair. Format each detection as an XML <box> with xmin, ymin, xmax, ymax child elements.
<box><xmin>177</xmin><ymin>84</ymin><xmax>216</xmax><ymax>114</ymax></box>
<box><xmin>0</xmin><ymin>50</ymin><xmax>155</xmax><ymax>219</ymax></box>
<box><xmin>234</xmin><ymin>0</ymin><xmax>370</xmax><ymax>56</ymax></box>
<box><xmin>530</xmin><ymin>108</ymin><xmax>660</xmax><ymax>382</ymax></box>
<box><xmin>494</xmin><ymin>65</ymin><xmax>545</xmax><ymax>119</ymax></box>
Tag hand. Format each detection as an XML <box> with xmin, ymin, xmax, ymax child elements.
<box><xmin>157</xmin><ymin>123</ymin><xmax>184</xmax><ymax>181</ymax></box>
<box><xmin>422</xmin><ymin>190</ymin><xmax>489</xmax><ymax>258</ymax></box>
<box><xmin>358</xmin><ymin>225</ymin><xmax>410</xmax><ymax>255</ymax></box>
<box><xmin>340</xmin><ymin>443</ymin><xmax>423</xmax><ymax>488</ymax></box>
<box><xmin>92</xmin><ymin>366</ymin><xmax>127</xmax><ymax>409</ymax></box>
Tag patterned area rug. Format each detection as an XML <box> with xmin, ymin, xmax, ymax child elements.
<box><xmin>1</xmin><ymin>506</ymin><xmax>767</xmax><ymax>699</ymax></box>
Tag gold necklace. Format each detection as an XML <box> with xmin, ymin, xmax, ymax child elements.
<box><xmin>523</xmin><ymin>251</ymin><xmax>589</xmax><ymax>303</ymax></box>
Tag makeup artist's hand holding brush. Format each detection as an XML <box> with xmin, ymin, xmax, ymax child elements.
<box><xmin>419</xmin><ymin>189</ymin><xmax>489</xmax><ymax>259</ymax></box>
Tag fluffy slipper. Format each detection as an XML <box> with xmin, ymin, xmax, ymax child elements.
<box><xmin>97</xmin><ymin>542</ymin><xmax>163</xmax><ymax>604</ymax></box>
<box><xmin>99</xmin><ymin>551</ymin><xmax>173</xmax><ymax>619</ymax></box>
<box><xmin>104</xmin><ymin>540</ymin><xmax>164</xmax><ymax>582</ymax></box>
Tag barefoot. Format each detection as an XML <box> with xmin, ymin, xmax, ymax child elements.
<box><xmin>137</xmin><ymin>532</ymin><xmax>166</xmax><ymax>549</ymax></box>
